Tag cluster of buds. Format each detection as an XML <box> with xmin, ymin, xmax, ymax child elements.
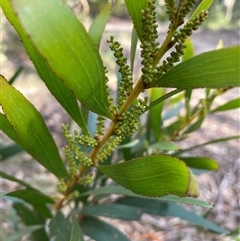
<box><xmin>176</xmin><ymin>0</ymin><xmax>197</xmax><ymax>27</ymax></box>
<box><xmin>140</xmin><ymin>0</ymin><xmax>159</xmax><ymax>84</ymax></box>
<box><xmin>79</xmin><ymin>173</ymin><xmax>94</xmax><ymax>186</ymax></box>
<box><xmin>115</xmin><ymin>97</ymin><xmax>148</xmax><ymax>138</ymax></box>
<box><xmin>153</xmin><ymin>10</ymin><xmax>208</xmax><ymax>79</ymax></box>
<box><xmin>104</xmin><ymin>67</ymin><xmax>118</xmax><ymax>116</ymax></box>
<box><xmin>165</xmin><ymin>0</ymin><xmax>176</xmax><ymax>23</ymax></box>
<box><xmin>59</xmin><ymin>124</ymin><xmax>96</xmax><ymax>192</ymax></box>
<box><xmin>107</xmin><ymin>36</ymin><xmax>133</xmax><ymax>110</ymax></box>
<box><xmin>96</xmin><ymin>135</ymin><xmax>123</xmax><ymax>161</ymax></box>
<box><xmin>95</xmin><ymin>115</ymin><xmax>105</xmax><ymax>138</ymax></box>
<box><xmin>176</xmin><ymin>10</ymin><xmax>209</xmax><ymax>39</ymax></box>
<box><xmin>74</xmin><ymin>130</ymin><xmax>97</xmax><ymax>147</ymax></box>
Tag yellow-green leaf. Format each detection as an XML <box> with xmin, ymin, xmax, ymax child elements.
<box><xmin>97</xmin><ymin>155</ymin><xmax>199</xmax><ymax>197</ymax></box>
<box><xmin>0</xmin><ymin>75</ymin><xmax>68</xmax><ymax>178</ymax></box>
<box><xmin>89</xmin><ymin>2</ymin><xmax>111</xmax><ymax>49</ymax></box>
<box><xmin>124</xmin><ymin>0</ymin><xmax>148</xmax><ymax>43</ymax></box>
<box><xmin>211</xmin><ymin>98</ymin><xmax>240</xmax><ymax>112</ymax></box>
<box><xmin>10</xmin><ymin>0</ymin><xmax>110</xmax><ymax>118</ymax></box>
<box><xmin>2</xmin><ymin>0</ymin><xmax>90</xmax><ymax>135</ymax></box>
<box><xmin>148</xmin><ymin>46</ymin><xmax>240</xmax><ymax>89</ymax></box>
<box><xmin>180</xmin><ymin>157</ymin><xmax>219</xmax><ymax>170</ymax></box>
<box><xmin>189</xmin><ymin>0</ymin><xmax>214</xmax><ymax>22</ymax></box>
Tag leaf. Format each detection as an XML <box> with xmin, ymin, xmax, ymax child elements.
<box><xmin>0</xmin><ymin>143</ymin><xmax>23</xmax><ymax>161</ymax></box>
<box><xmin>130</xmin><ymin>27</ymin><xmax>138</xmax><ymax>72</ymax></box>
<box><xmin>117</xmin><ymin>139</ymin><xmax>139</xmax><ymax>149</ymax></box>
<box><xmin>6</xmin><ymin>189</ymin><xmax>53</xmax><ymax>217</ymax></box>
<box><xmin>10</xmin><ymin>0</ymin><xmax>110</xmax><ymax>118</ymax></box>
<box><xmin>183</xmin><ymin>113</ymin><xmax>205</xmax><ymax>134</ymax></box>
<box><xmin>189</xmin><ymin>0</ymin><xmax>214</xmax><ymax>22</ymax></box>
<box><xmin>80</xmin><ymin>216</ymin><xmax>130</xmax><ymax>241</ymax></box>
<box><xmin>70</xmin><ymin>215</ymin><xmax>84</xmax><ymax>241</ymax></box>
<box><xmin>9</xmin><ymin>66</ymin><xmax>24</xmax><ymax>85</ymax></box>
<box><xmin>149</xmin><ymin>141</ymin><xmax>180</xmax><ymax>151</ymax></box>
<box><xmin>179</xmin><ymin>157</ymin><xmax>219</xmax><ymax>170</ymax></box>
<box><xmin>48</xmin><ymin>212</ymin><xmax>71</xmax><ymax>241</ymax></box>
<box><xmin>89</xmin><ymin>2</ymin><xmax>111</xmax><ymax>49</ymax></box>
<box><xmin>116</xmin><ymin>197</ymin><xmax>228</xmax><ymax>233</ymax></box>
<box><xmin>13</xmin><ymin>202</ymin><xmax>49</xmax><ymax>241</ymax></box>
<box><xmin>182</xmin><ymin>37</ymin><xmax>194</xmax><ymax>62</ymax></box>
<box><xmin>5</xmin><ymin>225</ymin><xmax>43</xmax><ymax>241</ymax></box>
<box><xmin>78</xmin><ymin>203</ymin><xmax>142</xmax><ymax>221</ymax></box>
<box><xmin>177</xmin><ymin>135</ymin><xmax>240</xmax><ymax>154</ymax></box>
<box><xmin>211</xmin><ymin>98</ymin><xmax>240</xmax><ymax>112</ymax></box>
<box><xmin>7</xmin><ymin>189</ymin><xmax>53</xmax><ymax>204</ymax></box>
<box><xmin>146</xmin><ymin>88</ymin><xmax>164</xmax><ymax>142</ymax></box>
<box><xmin>124</xmin><ymin>0</ymin><xmax>148</xmax><ymax>42</ymax></box>
<box><xmin>144</xmin><ymin>89</ymin><xmax>184</xmax><ymax>112</ymax></box>
<box><xmin>0</xmin><ymin>113</ymin><xmax>22</xmax><ymax>146</ymax></box>
<box><xmin>97</xmin><ymin>155</ymin><xmax>199</xmax><ymax>197</ymax></box>
<box><xmin>148</xmin><ymin>47</ymin><xmax>240</xmax><ymax>89</ymax></box>
<box><xmin>0</xmin><ymin>170</ymin><xmax>39</xmax><ymax>191</ymax></box>
<box><xmin>0</xmin><ymin>76</ymin><xmax>68</xmax><ymax>178</ymax></box>
<box><xmin>48</xmin><ymin>213</ymin><xmax>84</xmax><ymax>241</ymax></box>
<box><xmin>0</xmin><ymin>191</ymin><xmax>11</xmax><ymax>197</ymax></box>
<box><xmin>79</xmin><ymin>185</ymin><xmax>212</xmax><ymax>208</ymax></box>
<box><xmin>2</xmin><ymin>2</ymin><xmax>90</xmax><ymax>135</ymax></box>
<box><xmin>160</xmin><ymin>195</ymin><xmax>212</xmax><ymax>208</ymax></box>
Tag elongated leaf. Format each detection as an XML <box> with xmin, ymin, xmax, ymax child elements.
<box><xmin>48</xmin><ymin>212</ymin><xmax>71</xmax><ymax>241</ymax></box>
<box><xmin>0</xmin><ymin>171</ymin><xmax>39</xmax><ymax>191</ymax></box>
<box><xmin>148</xmin><ymin>47</ymin><xmax>240</xmax><ymax>89</ymax></box>
<box><xmin>10</xmin><ymin>0</ymin><xmax>110</xmax><ymax>118</ymax></box>
<box><xmin>70</xmin><ymin>215</ymin><xmax>84</xmax><ymax>241</ymax></box>
<box><xmin>190</xmin><ymin>0</ymin><xmax>214</xmax><ymax>21</ymax></box>
<box><xmin>160</xmin><ymin>195</ymin><xmax>212</xmax><ymax>208</ymax></box>
<box><xmin>144</xmin><ymin>89</ymin><xmax>184</xmax><ymax>112</ymax></box>
<box><xmin>6</xmin><ymin>189</ymin><xmax>53</xmax><ymax>217</ymax></box>
<box><xmin>179</xmin><ymin>157</ymin><xmax>219</xmax><ymax>170</ymax></box>
<box><xmin>149</xmin><ymin>141</ymin><xmax>180</xmax><ymax>151</ymax></box>
<box><xmin>146</xmin><ymin>88</ymin><xmax>164</xmax><ymax>142</ymax></box>
<box><xmin>211</xmin><ymin>98</ymin><xmax>240</xmax><ymax>112</ymax></box>
<box><xmin>79</xmin><ymin>185</ymin><xmax>212</xmax><ymax>208</ymax></box>
<box><xmin>0</xmin><ymin>143</ymin><xmax>23</xmax><ymax>161</ymax></box>
<box><xmin>183</xmin><ymin>113</ymin><xmax>205</xmax><ymax>134</ymax></box>
<box><xmin>177</xmin><ymin>135</ymin><xmax>240</xmax><ymax>154</ymax></box>
<box><xmin>124</xmin><ymin>0</ymin><xmax>148</xmax><ymax>42</ymax></box>
<box><xmin>0</xmin><ymin>76</ymin><xmax>68</xmax><ymax>178</ymax></box>
<box><xmin>117</xmin><ymin>139</ymin><xmax>139</xmax><ymax>149</ymax></box>
<box><xmin>2</xmin><ymin>2</ymin><xmax>90</xmax><ymax>135</ymax></box>
<box><xmin>7</xmin><ymin>189</ymin><xmax>53</xmax><ymax>204</ymax></box>
<box><xmin>13</xmin><ymin>202</ymin><xmax>49</xmax><ymax>241</ymax></box>
<box><xmin>78</xmin><ymin>203</ymin><xmax>142</xmax><ymax>220</ymax></box>
<box><xmin>80</xmin><ymin>216</ymin><xmax>130</xmax><ymax>241</ymax></box>
<box><xmin>48</xmin><ymin>212</ymin><xmax>84</xmax><ymax>241</ymax></box>
<box><xmin>182</xmin><ymin>37</ymin><xmax>194</xmax><ymax>62</ymax></box>
<box><xmin>0</xmin><ymin>191</ymin><xmax>11</xmax><ymax>197</ymax></box>
<box><xmin>97</xmin><ymin>155</ymin><xmax>199</xmax><ymax>197</ymax></box>
<box><xmin>5</xmin><ymin>225</ymin><xmax>43</xmax><ymax>241</ymax></box>
<box><xmin>9</xmin><ymin>67</ymin><xmax>24</xmax><ymax>85</ymax></box>
<box><xmin>130</xmin><ymin>27</ymin><xmax>138</xmax><ymax>72</ymax></box>
<box><xmin>116</xmin><ymin>197</ymin><xmax>228</xmax><ymax>233</ymax></box>
<box><xmin>89</xmin><ymin>2</ymin><xmax>111</xmax><ymax>49</ymax></box>
<box><xmin>0</xmin><ymin>113</ymin><xmax>22</xmax><ymax>146</ymax></box>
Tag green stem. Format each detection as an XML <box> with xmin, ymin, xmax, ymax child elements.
<box><xmin>170</xmin><ymin>108</ymin><xmax>203</xmax><ymax>141</ymax></box>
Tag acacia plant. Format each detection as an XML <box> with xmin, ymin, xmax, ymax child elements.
<box><xmin>1</xmin><ymin>0</ymin><xmax>239</xmax><ymax>240</ymax></box>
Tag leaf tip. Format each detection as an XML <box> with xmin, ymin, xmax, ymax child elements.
<box><xmin>187</xmin><ymin>169</ymin><xmax>200</xmax><ymax>197</ymax></box>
